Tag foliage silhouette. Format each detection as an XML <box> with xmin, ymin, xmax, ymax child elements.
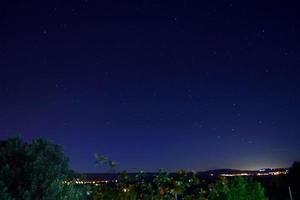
<box><xmin>288</xmin><ymin>160</ymin><xmax>300</xmax><ymax>199</ymax></box>
<box><xmin>0</xmin><ymin>137</ymin><xmax>89</xmax><ymax>200</ymax></box>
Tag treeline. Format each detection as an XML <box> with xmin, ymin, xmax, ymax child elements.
<box><xmin>90</xmin><ymin>170</ymin><xmax>267</xmax><ymax>200</ymax></box>
<box><xmin>0</xmin><ymin>137</ymin><xmax>299</xmax><ymax>200</ymax></box>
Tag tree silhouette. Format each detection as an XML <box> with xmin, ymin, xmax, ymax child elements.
<box><xmin>95</xmin><ymin>153</ymin><xmax>116</xmax><ymax>172</ymax></box>
<box><xmin>289</xmin><ymin>160</ymin><xmax>300</xmax><ymax>199</ymax></box>
<box><xmin>0</xmin><ymin>137</ymin><xmax>88</xmax><ymax>200</ymax></box>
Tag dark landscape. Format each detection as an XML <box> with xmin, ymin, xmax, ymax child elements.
<box><xmin>1</xmin><ymin>0</ymin><xmax>300</xmax><ymax>199</ymax></box>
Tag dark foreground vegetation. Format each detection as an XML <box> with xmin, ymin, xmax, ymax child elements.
<box><xmin>0</xmin><ymin>137</ymin><xmax>299</xmax><ymax>200</ymax></box>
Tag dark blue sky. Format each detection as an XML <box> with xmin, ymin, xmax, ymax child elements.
<box><xmin>1</xmin><ymin>0</ymin><xmax>300</xmax><ymax>172</ymax></box>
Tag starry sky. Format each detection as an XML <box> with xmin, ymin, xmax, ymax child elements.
<box><xmin>1</xmin><ymin>0</ymin><xmax>300</xmax><ymax>172</ymax></box>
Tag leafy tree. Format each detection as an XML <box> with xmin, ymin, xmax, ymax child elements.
<box><xmin>208</xmin><ymin>177</ymin><xmax>268</xmax><ymax>200</ymax></box>
<box><xmin>95</xmin><ymin>153</ymin><xmax>116</xmax><ymax>172</ymax></box>
<box><xmin>153</xmin><ymin>169</ymin><xmax>173</xmax><ymax>199</ymax></box>
<box><xmin>0</xmin><ymin>137</ymin><xmax>89</xmax><ymax>200</ymax></box>
<box><xmin>0</xmin><ymin>137</ymin><xmax>29</xmax><ymax>199</ymax></box>
<box><xmin>26</xmin><ymin>139</ymin><xmax>70</xmax><ymax>199</ymax></box>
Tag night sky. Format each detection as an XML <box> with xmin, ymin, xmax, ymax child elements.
<box><xmin>1</xmin><ymin>0</ymin><xmax>300</xmax><ymax>172</ymax></box>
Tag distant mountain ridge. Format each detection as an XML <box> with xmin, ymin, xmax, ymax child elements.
<box><xmin>76</xmin><ymin>168</ymin><xmax>288</xmax><ymax>181</ymax></box>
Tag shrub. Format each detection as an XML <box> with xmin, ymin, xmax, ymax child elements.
<box><xmin>208</xmin><ymin>177</ymin><xmax>268</xmax><ymax>200</ymax></box>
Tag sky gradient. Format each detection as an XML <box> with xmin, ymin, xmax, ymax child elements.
<box><xmin>1</xmin><ymin>0</ymin><xmax>300</xmax><ymax>172</ymax></box>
